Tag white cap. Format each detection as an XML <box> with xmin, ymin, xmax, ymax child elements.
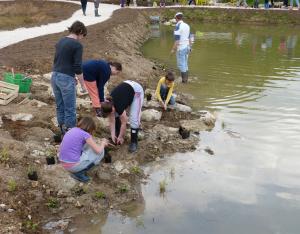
<box><xmin>175</xmin><ymin>12</ymin><xmax>183</xmax><ymax>18</ymax></box>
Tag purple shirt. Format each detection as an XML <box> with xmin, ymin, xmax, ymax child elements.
<box><xmin>59</xmin><ymin>127</ymin><xmax>91</xmax><ymax>163</ymax></box>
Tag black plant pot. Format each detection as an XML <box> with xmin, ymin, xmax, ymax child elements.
<box><xmin>146</xmin><ymin>93</ymin><xmax>152</xmax><ymax>101</ymax></box>
<box><xmin>104</xmin><ymin>152</ymin><xmax>112</xmax><ymax>164</ymax></box>
<box><xmin>53</xmin><ymin>134</ymin><xmax>62</xmax><ymax>143</ymax></box>
<box><xmin>46</xmin><ymin>156</ymin><xmax>56</xmax><ymax>165</ymax></box>
<box><xmin>28</xmin><ymin>171</ymin><xmax>38</xmax><ymax>181</ymax></box>
<box><xmin>179</xmin><ymin>126</ymin><xmax>190</xmax><ymax>139</ymax></box>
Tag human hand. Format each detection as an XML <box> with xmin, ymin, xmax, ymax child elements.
<box><xmin>101</xmin><ymin>138</ymin><xmax>109</xmax><ymax>147</ymax></box>
<box><xmin>116</xmin><ymin>136</ymin><xmax>124</xmax><ymax>145</ymax></box>
<box><xmin>163</xmin><ymin>103</ymin><xmax>167</xmax><ymax>110</ymax></box>
<box><xmin>111</xmin><ymin>134</ymin><xmax>117</xmax><ymax>144</ymax></box>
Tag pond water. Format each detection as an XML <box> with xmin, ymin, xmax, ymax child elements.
<box><xmin>74</xmin><ymin>23</ymin><xmax>300</xmax><ymax>233</ymax></box>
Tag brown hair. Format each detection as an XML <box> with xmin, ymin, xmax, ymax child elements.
<box><xmin>68</xmin><ymin>21</ymin><xmax>87</xmax><ymax>37</ymax></box>
<box><xmin>101</xmin><ymin>97</ymin><xmax>114</xmax><ymax>118</ymax></box>
<box><xmin>77</xmin><ymin>116</ymin><xmax>96</xmax><ymax>134</ymax></box>
<box><xmin>175</xmin><ymin>14</ymin><xmax>183</xmax><ymax>20</ymax></box>
<box><xmin>108</xmin><ymin>62</ymin><xmax>122</xmax><ymax>71</ymax></box>
<box><xmin>165</xmin><ymin>71</ymin><xmax>175</xmax><ymax>82</ymax></box>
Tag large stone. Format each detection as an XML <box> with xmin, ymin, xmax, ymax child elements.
<box><xmin>143</xmin><ymin>100</ymin><xmax>160</xmax><ymax>108</ymax></box>
<box><xmin>141</xmin><ymin>109</ymin><xmax>162</xmax><ymax>122</ymax></box>
<box><xmin>43</xmin><ymin>72</ymin><xmax>52</xmax><ymax>81</ymax></box>
<box><xmin>41</xmin><ymin>165</ymin><xmax>77</xmax><ymax>192</ymax></box>
<box><xmin>180</xmin><ymin>114</ymin><xmax>215</xmax><ymax>133</ymax></box>
<box><xmin>149</xmin><ymin>124</ymin><xmax>179</xmax><ymax>142</ymax></box>
<box><xmin>29</xmin><ymin>99</ymin><xmax>48</xmax><ymax>108</ymax></box>
<box><xmin>198</xmin><ymin>110</ymin><xmax>216</xmax><ymax>126</ymax></box>
<box><xmin>43</xmin><ymin>219</ymin><xmax>70</xmax><ymax>231</ymax></box>
<box><xmin>6</xmin><ymin>113</ymin><xmax>33</xmax><ymax>121</ymax></box>
<box><xmin>169</xmin><ymin>103</ymin><xmax>192</xmax><ymax>112</ymax></box>
<box><xmin>22</xmin><ymin>127</ymin><xmax>53</xmax><ymax>142</ymax></box>
<box><xmin>114</xmin><ymin>161</ymin><xmax>124</xmax><ymax>172</ymax></box>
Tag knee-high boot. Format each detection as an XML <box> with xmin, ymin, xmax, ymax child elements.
<box><xmin>128</xmin><ymin>128</ymin><xmax>139</xmax><ymax>153</ymax></box>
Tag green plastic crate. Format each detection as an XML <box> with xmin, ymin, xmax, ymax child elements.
<box><xmin>4</xmin><ymin>73</ymin><xmax>32</xmax><ymax>93</ymax></box>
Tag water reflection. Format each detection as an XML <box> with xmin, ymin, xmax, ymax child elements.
<box><xmin>73</xmin><ymin>24</ymin><xmax>300</xmax><ymax>233</ymax></box>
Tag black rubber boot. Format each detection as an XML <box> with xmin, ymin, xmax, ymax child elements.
<box><xmin>181</xmin><ymin>72</ymin><xmax>188</xmax><ymax>83</ymax></box>
<box><xmin>128</xmin><ymin>128</ymin><xmax>139</xmax><ymax>153</ymax></box>
<box><xmin>94</xmin><ymin>9</ymin><xmax>100</xmax><ymax>17</ymax></box>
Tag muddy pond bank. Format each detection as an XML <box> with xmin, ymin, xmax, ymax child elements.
<box><xmin>0</xmin><ymin>8</ymin><xmax>216</xmax><ymax>233</ymax></box>
<box><xmin>1</xmin><ymin>4</ymin><xmax>296</xmax><ymax>233</ymax></box>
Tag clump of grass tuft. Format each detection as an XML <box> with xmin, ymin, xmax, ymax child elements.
<box><xmin>46</xmin><ymin>197</ymin><xmax>59</xmax><ymax>209</ymax></box>
<box><xmin>130</xmin><ymin>166</ymin><xmax>141</xmax><ymax>175</ymax></box>
<box><xmin>118</xmin><ymin>184</ymin><xmax>129</xmax><ymax>194</ymax></box>
<box><xmin>159</xmin><ymin>179</ymin><xmax>167</xmax><ymax>194</ymax></box>
<box><xmin>7</xmin><ymin>179</ymin><xmax>17</xmax><ymax>192</ymax></box>
<box><xmin>24</xmin><ymin>220</ymin><xmax>38</xmax><ymax>231</ymax></box>
<box><xmin>0</xmin><ymin>147</ymin><xmax>10</xmax><ymax>163</ymax></box>
<box><xmin>95</xmin><ymin>191</ymin><xmax>106</xmax><ymax>200</ymax></box>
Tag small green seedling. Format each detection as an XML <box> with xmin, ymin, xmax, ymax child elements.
<box><xmin>95</xmin><ymin>191</ymin><xmax>106</xmax><ymax>200</ymax></box>
<box><xmin>45</xmin><ymin>148</ymin><xmax>56</xmax><ymax>157</ymax></box>
<box><xmin>159</xmin><ymin>179</ymin><xmax>167</xmax><ymax>194</ymax></box>
<box><xmin>7</xmin><ymin>179</ymin><xmax>17</xmax><ymax>192</ymax></box>
<box><xmin>118</xmin><ymin>184</ymin><xmax>129</xmax><ymax>194</ymax></box>
<box><xmin>24</xmin><ymin>220</ymin><xmax>38</xmax><ymax>231</ymax></box>
<box><xmin>46</xmin><ymin>198</ymin><xmax>59</xmax><ymax>209</ymax></box>
<box><xmin>0</xmin><ymin>147</ymin><xmax>10</xmax><ymax>163</ymax></box>
<box><xmin>130</xmin><ymin>166</ymin><xmax>141</xmax><ymax>175</ymax></box>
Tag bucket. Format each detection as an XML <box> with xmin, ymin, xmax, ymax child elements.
<box><xmin>4</xmin><ymin>73</ymin><xmax>32</xmax><ymax>93</ymax></box>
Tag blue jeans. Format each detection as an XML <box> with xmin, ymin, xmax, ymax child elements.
<box><xmin>160</xmin><ymin>84</ymin><xmax>175</xmax><ymax>105</ymax></box>
<box><xmin>68</xmin><ymin>144</ymin><xmax>105</xmax><ymax>173</ymax></box>
<box><xmin>176</xmin><ymin>46</ymin><xmax>190</xmax><ymax>73</ymax></box>
<box><xmin>51</xmin><ymin>72</ymin><xmax>76</xmax><ymax>128</ymax></box>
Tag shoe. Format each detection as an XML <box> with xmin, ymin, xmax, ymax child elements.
<box><xmin>128</xmin><ymin>128</ymin><xmax>139</xmax><ymax>153</ymax></box>
<box><xmin>70</xmin><ymin>171</ymin><xmax>90</xmax><ymax>183</ymax></box>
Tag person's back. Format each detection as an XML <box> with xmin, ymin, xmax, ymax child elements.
<box><xmin>53</xmin><ymin>37</ymin><xmax>83</xmax><ymax>77</ymax></box>
<box><xmin>175</xmin><ymin>21</ymin><xmax>190</xmax><ymax>50</ymax></box>
<box><xmin>83</xmin><ymin>60</ymin><xmax>111</xmax><ymax>82</ymax></box>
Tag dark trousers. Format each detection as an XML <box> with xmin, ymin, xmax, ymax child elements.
<box><xmin>81</xmin><ymin>0</ymin><xmax>87</xmax><ymax>13</ymax></box>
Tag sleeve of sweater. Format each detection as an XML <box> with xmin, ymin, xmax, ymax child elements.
<box><xmin>73</xmin><ymin>43</ymin><xmax>83</xmax><ymax>75</ymax></box>
<box><xmin>155</xmin><ymin>77</ymin><xmax>164</xmax><ymax>103</ymax></box>
<box><xmin>97</xmin><ymin>78</ymin><xmax>105</xmax><ymax>102</ymax></box>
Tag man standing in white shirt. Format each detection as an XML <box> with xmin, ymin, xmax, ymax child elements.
<box><xmin>171</xmin><ymin>12</ymin><xmax>191</xmax><ymax>83</ymax></box>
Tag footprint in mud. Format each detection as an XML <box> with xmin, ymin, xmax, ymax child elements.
<box><xmin>204</xmin><ymin>147</ymin><xmax>214</xmax><ymax>156</ymax></box>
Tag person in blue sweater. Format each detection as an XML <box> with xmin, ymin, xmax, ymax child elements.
<box><xmin>83</xmin><ymin>60</ymin><xmax>122</xmax><ymax>117</ymax></box>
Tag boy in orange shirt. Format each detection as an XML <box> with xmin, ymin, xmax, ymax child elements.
<box><xmin>155</xmin><ymin>71</ymin><xmax>176</xmax><ymax>110</ymax></box>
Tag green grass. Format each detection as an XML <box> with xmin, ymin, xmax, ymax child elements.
<box><xmin>118</xmin><ymin>184</ymin><xmax>129</xmax><ymax>194</ymax></box>
<box><xmin>130</xmin><ymin>166</ymin><xmax>142</xmax><ymax>175</ymax></box>
<box><xmin>95</xmin><ymin>191</ymin><xmax>106</xmax><ymax>200</ymax></box>
<box><xmin>24</xmin><ymin>220</ymin><xmax>38</xmax><ymax>231</ymax></box>
<box><xmin>7</xmin><ymin>179</ymin><xmax>17</xmax><ymax>192</ymax></box>
<box><xmin>0</xmin><ymin>147</ymin><xmax>10</xmax><ymax>163</ymax></box>
<box><xmin>46</xmin><ymin>198</ymin><xmax>59</xmax><ymax>209</ymax></box>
